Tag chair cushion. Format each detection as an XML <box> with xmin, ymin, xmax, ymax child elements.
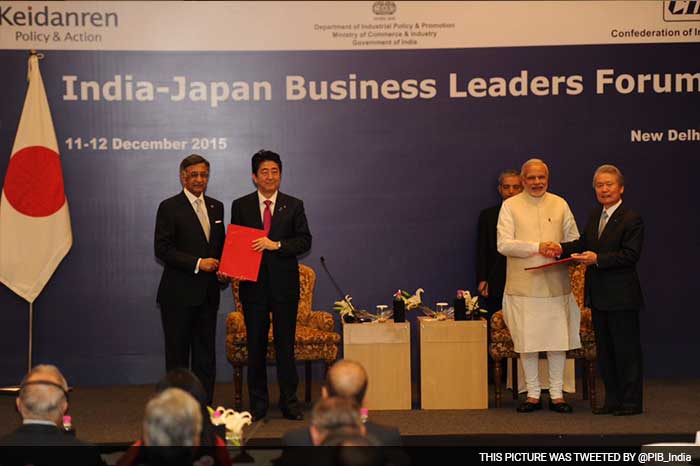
<box><xmin>225</xmin><ymin>326</ymin><xmax>340</xmax><ymax>364</ymax></box>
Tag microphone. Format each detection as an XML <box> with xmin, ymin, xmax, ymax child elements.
<box><xmin>320</xmin><ymin>256</ymin><xmax>355</xmax><ymax>311</ymax></box>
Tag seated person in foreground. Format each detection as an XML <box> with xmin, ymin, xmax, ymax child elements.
<box><xmin>0</xmin><ymin>364</ymin><xmax>104</xmax><ymax>466</ymax></box>
<box><xmin>117</xmin><ymin>369</ymin><xmax>231</xmax><ymax>466</ymax></box>
<box><xmin>283</xmin><ymin>359</ymin><xmax>401</xmax><ymax>446</ymax></box>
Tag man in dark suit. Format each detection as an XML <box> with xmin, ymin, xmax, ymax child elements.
<box><xmin>0</xmin><ymin>365</ymin><xmax>103</xmax><ymax>465</ymax></box>
<box><xmin>283</xmin><ymin>359</ymin><xmax>402</xmax><ymax>447</ymax></box>
<box><xmin>557</xmin><ymin>164</ymin><xmax>644</xmax><ymax>416</ymax></box>
<box><xmin>155</xmin><ymin>154</ymin><xmax>225</xmax><ymax>404</ymax></box>
<box><xmin>230</xmin><ymin>150</ymin><xmax>311</xmax><ymax>421</ymax></box>
<box><xmin>476</xmin><ymin>169</ymin><xmax>523</xmax><ymax>314</ymax></box>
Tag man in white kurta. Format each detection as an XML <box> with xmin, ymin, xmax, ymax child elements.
<box><xmin>497</xmin><ymin>159</ymin><xmax>581</xmax><ymax>413</ymax></box>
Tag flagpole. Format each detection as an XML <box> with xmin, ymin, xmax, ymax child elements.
<box><xmin>0</xmin><ymin>49</ymin><xmax>67</xmax><ymax>395</ymax></box>
<box><xmin>0</xmin><ymin>303</ymin><xmax>32</xmax><ymax>395</ymax></box>
<box><xmin>28</xmin><ymin>302</ymin><xmax>33</xmax><ymax>372</ymax></box>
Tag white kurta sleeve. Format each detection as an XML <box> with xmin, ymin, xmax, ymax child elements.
<box><xmin>562</xmin><ymin>202</ymin><xmax>580</xmax><ymax>242</ymax></box>
<box><xmin>497</xmin><ymin>201</ymin><xmax>539</xmax><ymax>258</ymax></box>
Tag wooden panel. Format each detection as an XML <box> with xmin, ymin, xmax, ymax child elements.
<box><xmin>419</xmin><ymin>318</ymin><xmax>488</xmax><ymax>409</ymax></box>
<box><xmin>342</xmin><ymin>322</ymin><xmax>411</xmax><ymax>410</ymax></box>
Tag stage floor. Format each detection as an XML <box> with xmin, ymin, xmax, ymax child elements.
<box><xmin>1</xmin><ymin>377</ymin><xmax>698</xmax><ymax>448</ymax></box>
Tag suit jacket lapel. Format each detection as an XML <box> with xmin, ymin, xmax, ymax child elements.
<box><xmin>204</xmin><ymin>195</ymin><xmax>218</xmax><ymax>243</ymax></box>
<box><xmin>598</xmin><ymin>204</ymin><xmax>624</xmax><ymax>242</ymax></box>
<box><xmin>247</xmin><ymin>192</ymin><xmax>264</xmax><ymax>230</ymax></box>
<box><xmin>270</xmin><ymin>192</ymin><xmax>287</xmax><ymax>233</ymax></box>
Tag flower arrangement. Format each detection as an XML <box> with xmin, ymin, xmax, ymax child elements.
<box><xmin>456</xmin><ymin>289</ymin><xmax>488</xmax><ymax>318</ymax></box>
<box><xmin>394</xmin><ymin>288</ymin><xmax>425</xmax><ymax>311</ymax></box>
<box><xmin>209</xmin><ymin>406</ymin><xmax>252</xmax><ymax>446</ymax></box>
<box><xmin>332</xmin><ymin>295</ymin><xmax>374</xmax><ymax>322</ymax></box>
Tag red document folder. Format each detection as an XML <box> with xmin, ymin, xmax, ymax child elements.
<box><xmin>218</xmin><ymin>224</ymin><xmax>265</xmax><ymax>282</ymax></box>
<box><xmin>524</xmin><ymin>257</ymin><xmax>575</xmax><ymax>271</ymax></box>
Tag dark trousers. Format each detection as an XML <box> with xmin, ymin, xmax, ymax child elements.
<box><xmin>160</xmin><ymin>302</ymin><xmax>218</xmax><ymax>404</ymax></box>
<box><xmin>243</xmin><ymin>298</ymin><xmax>299</xmax><ymax>414</ymax></box>
<box><xmin>591</xmin><ymin>308</ymin><xmax>643</xmax><ymax>410</ymax></box>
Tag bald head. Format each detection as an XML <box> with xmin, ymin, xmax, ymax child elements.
<box><xmin>17</xmin><ymin>365</ymin><xmax>69</xmax><ymax>424</ymax></box>
<box><xmin>325</xmin><ymin>360</ymin><xmax>368</xmax><ymax>405</ymax></box>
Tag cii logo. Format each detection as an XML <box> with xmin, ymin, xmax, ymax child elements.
<box><xmin>663</xmin><ymin>1</ymin><xmax>700</xmax><ymax>21</ymax></box>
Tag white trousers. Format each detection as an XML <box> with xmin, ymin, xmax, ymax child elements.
<box><xmin>521</xmin><ymin>351</ymin><xmax>566</xmax><ymax>400</ymax></box>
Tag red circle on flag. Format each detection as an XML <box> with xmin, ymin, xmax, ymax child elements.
<box><xmin>4</xmin><ymin>146</ymin><xmax>66</xmax><ymax>217</ymax></box>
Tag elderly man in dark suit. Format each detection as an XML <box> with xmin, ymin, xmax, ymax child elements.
<box><xmin>0</xmin><ymin>365</ymin><xmax>103</xmax><ymax>465</ymax></box>
<box><xmin>231</xmin><ymin>149</ymin><xmax>311</xmax><ymax>421</ymax></box>
<box><xmin>155</xmin><ymin>154</ymin><xmax>226</xmax><ymax>404</ymax></box>
<box><xmin>557</xmin><ymin>164</ymin><xmax>644</xmax><ymax>416</ymax></box>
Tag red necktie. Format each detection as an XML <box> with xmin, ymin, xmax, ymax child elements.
<box><xmin>263</xmin><ymin>200</ymin><xmax>272</xmax><ymax>234</ymax></box>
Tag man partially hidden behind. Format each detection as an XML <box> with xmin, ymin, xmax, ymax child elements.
<box><xmin>230</xmin><ymin>150</ymin><xmax>312</xmax><ymax>421</ymax></box>
<box><xmin>497</xmin><ymin>158</ymin><xmax>581</xmax><ymax>413</ymax></box>
<box><xmin>155</xmin><ymin>154</ymin><xmax>226</xmax><ymax>404</ymax></box>
<box><xmin>283</xmin><ymin>359</ymin><xmax>402</xmax><ymax>447</ymax></box>
<box><xmin>559</xmin><ymin>165</ymin><xmax>644</xmax><ymax>416</ymax></box>
<box><xmin>476</xmin><ymin>169</ymin><xmax>523</xmax><ymax>316</ymax></box>
<box><xmin>0</xmin><ymin>365</ymin><xmax>104</xmax><ymax>465</ymax></box>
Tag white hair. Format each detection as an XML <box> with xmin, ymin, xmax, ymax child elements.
<box><xmin>19</xmin><ymin>364</ymin><xmax>68</xmax><ymax>421</ymax></box>
<box><xmin>143</xmin><ymin>388</ymin><xmax>202</xmax><ymax>447</ymax></box>
<box><xmin>520</xmin><ymin>158</ymin><xmax>549</xmax><ymax>177</ymax></box>
<box><xmin>592</xmin><ymin>164</ymin><xmax>624</xmax><ymax>187</ymax></box>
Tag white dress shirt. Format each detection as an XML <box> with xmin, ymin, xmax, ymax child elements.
<box><xmin>183</xmin><ymin>188</ymin><xmax>210</xmax><ymax>273</ymax></box>
<box><xmin>257</xmin><ymin>190</ymin><xmax>278</xmax><ymax>224</ymax></box>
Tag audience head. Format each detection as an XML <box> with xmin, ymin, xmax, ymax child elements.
<box><xmin>497</xmin><ymin>169</ymin><xmax>523</xmax><ymax>200</ymax></box>
<box><xmin>155</xmin><ymin>368</ymin><xmax>216</xmax><ymax>446</ymax></box>
<box><xmin>323</xmin><ymin>360</ymin><xmax>369</xmax><ymax>406</ymax></box>
<box><xmin>310</xmin><ymin>397</ymin><xmax>365</xmax><ymax>446</ymax></box>
<box><xmin>520</xmin><ymin>158</ymin><xmax>549</xmax><ymax>198</ymax></box>
<box><xmin>592</xmin><ymin>164</ymin><xmax>625</xmax><ymax>209</ymax></box>
<box><xmin>17</xmin><ymin>364</ymin><xmax>69</xmax><ymax>425</ymax></box>
<box><xmin>143</xmin><ymin>388</ymin><xmax>202</xmax><ymax>447</ymax></box>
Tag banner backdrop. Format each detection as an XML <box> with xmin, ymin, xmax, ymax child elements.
<box><xmin>0</xmin><ymin>2</ymin><xmax>698</xmax><ymax>385</ymax></box>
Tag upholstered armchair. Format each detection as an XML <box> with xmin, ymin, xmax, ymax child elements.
<box><xmin>225</xmin><ymin>264</ymin><xmax>340</xmax><ymax>411</ymax></box>
<box><xmin>489</xmin><ymin>263</ymin><xmax>597</xmax><ymax>410</ymax></box>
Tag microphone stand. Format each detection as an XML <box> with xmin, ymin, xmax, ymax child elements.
<box><xmin>319</xmin><ymin>256</ymin><xmax>356</xmax><ymax>313</ymax></box>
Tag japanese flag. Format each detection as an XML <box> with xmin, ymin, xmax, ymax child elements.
<box><xmin>0</xmin><ymin>54</ymin><xmax>72</xmax><ymax>303</ymax></box>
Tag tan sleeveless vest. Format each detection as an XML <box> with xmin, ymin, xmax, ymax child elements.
<box><xmin>504</xmin><ymin>192</ymin><xmax>571</xmax><ymax>298</ymax></box>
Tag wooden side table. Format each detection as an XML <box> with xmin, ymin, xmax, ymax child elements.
<box><xmin>342</xmin><ymin>321</ymin><xmax>411</xmax><ymax>410</ymax></box>
<box><xmin>418</xmin><ymin>317</ymin><xmax>488</xmax><ymax>409</ymax></box>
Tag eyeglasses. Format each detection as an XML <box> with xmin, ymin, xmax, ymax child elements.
<box><xmin>20</xmin><ymin>380</ymin><xmax>70</xmax><ymax>401</ymax></box>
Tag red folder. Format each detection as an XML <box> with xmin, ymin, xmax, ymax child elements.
<box><xmin>524</xmin><ymin>257</ymin><xmax>575</xmax><ymax>271</ymax></box>
<box><xmin>219</xmin><ymin>224</ymin><xmax>265</xmax><ymax>282</ymax></box>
